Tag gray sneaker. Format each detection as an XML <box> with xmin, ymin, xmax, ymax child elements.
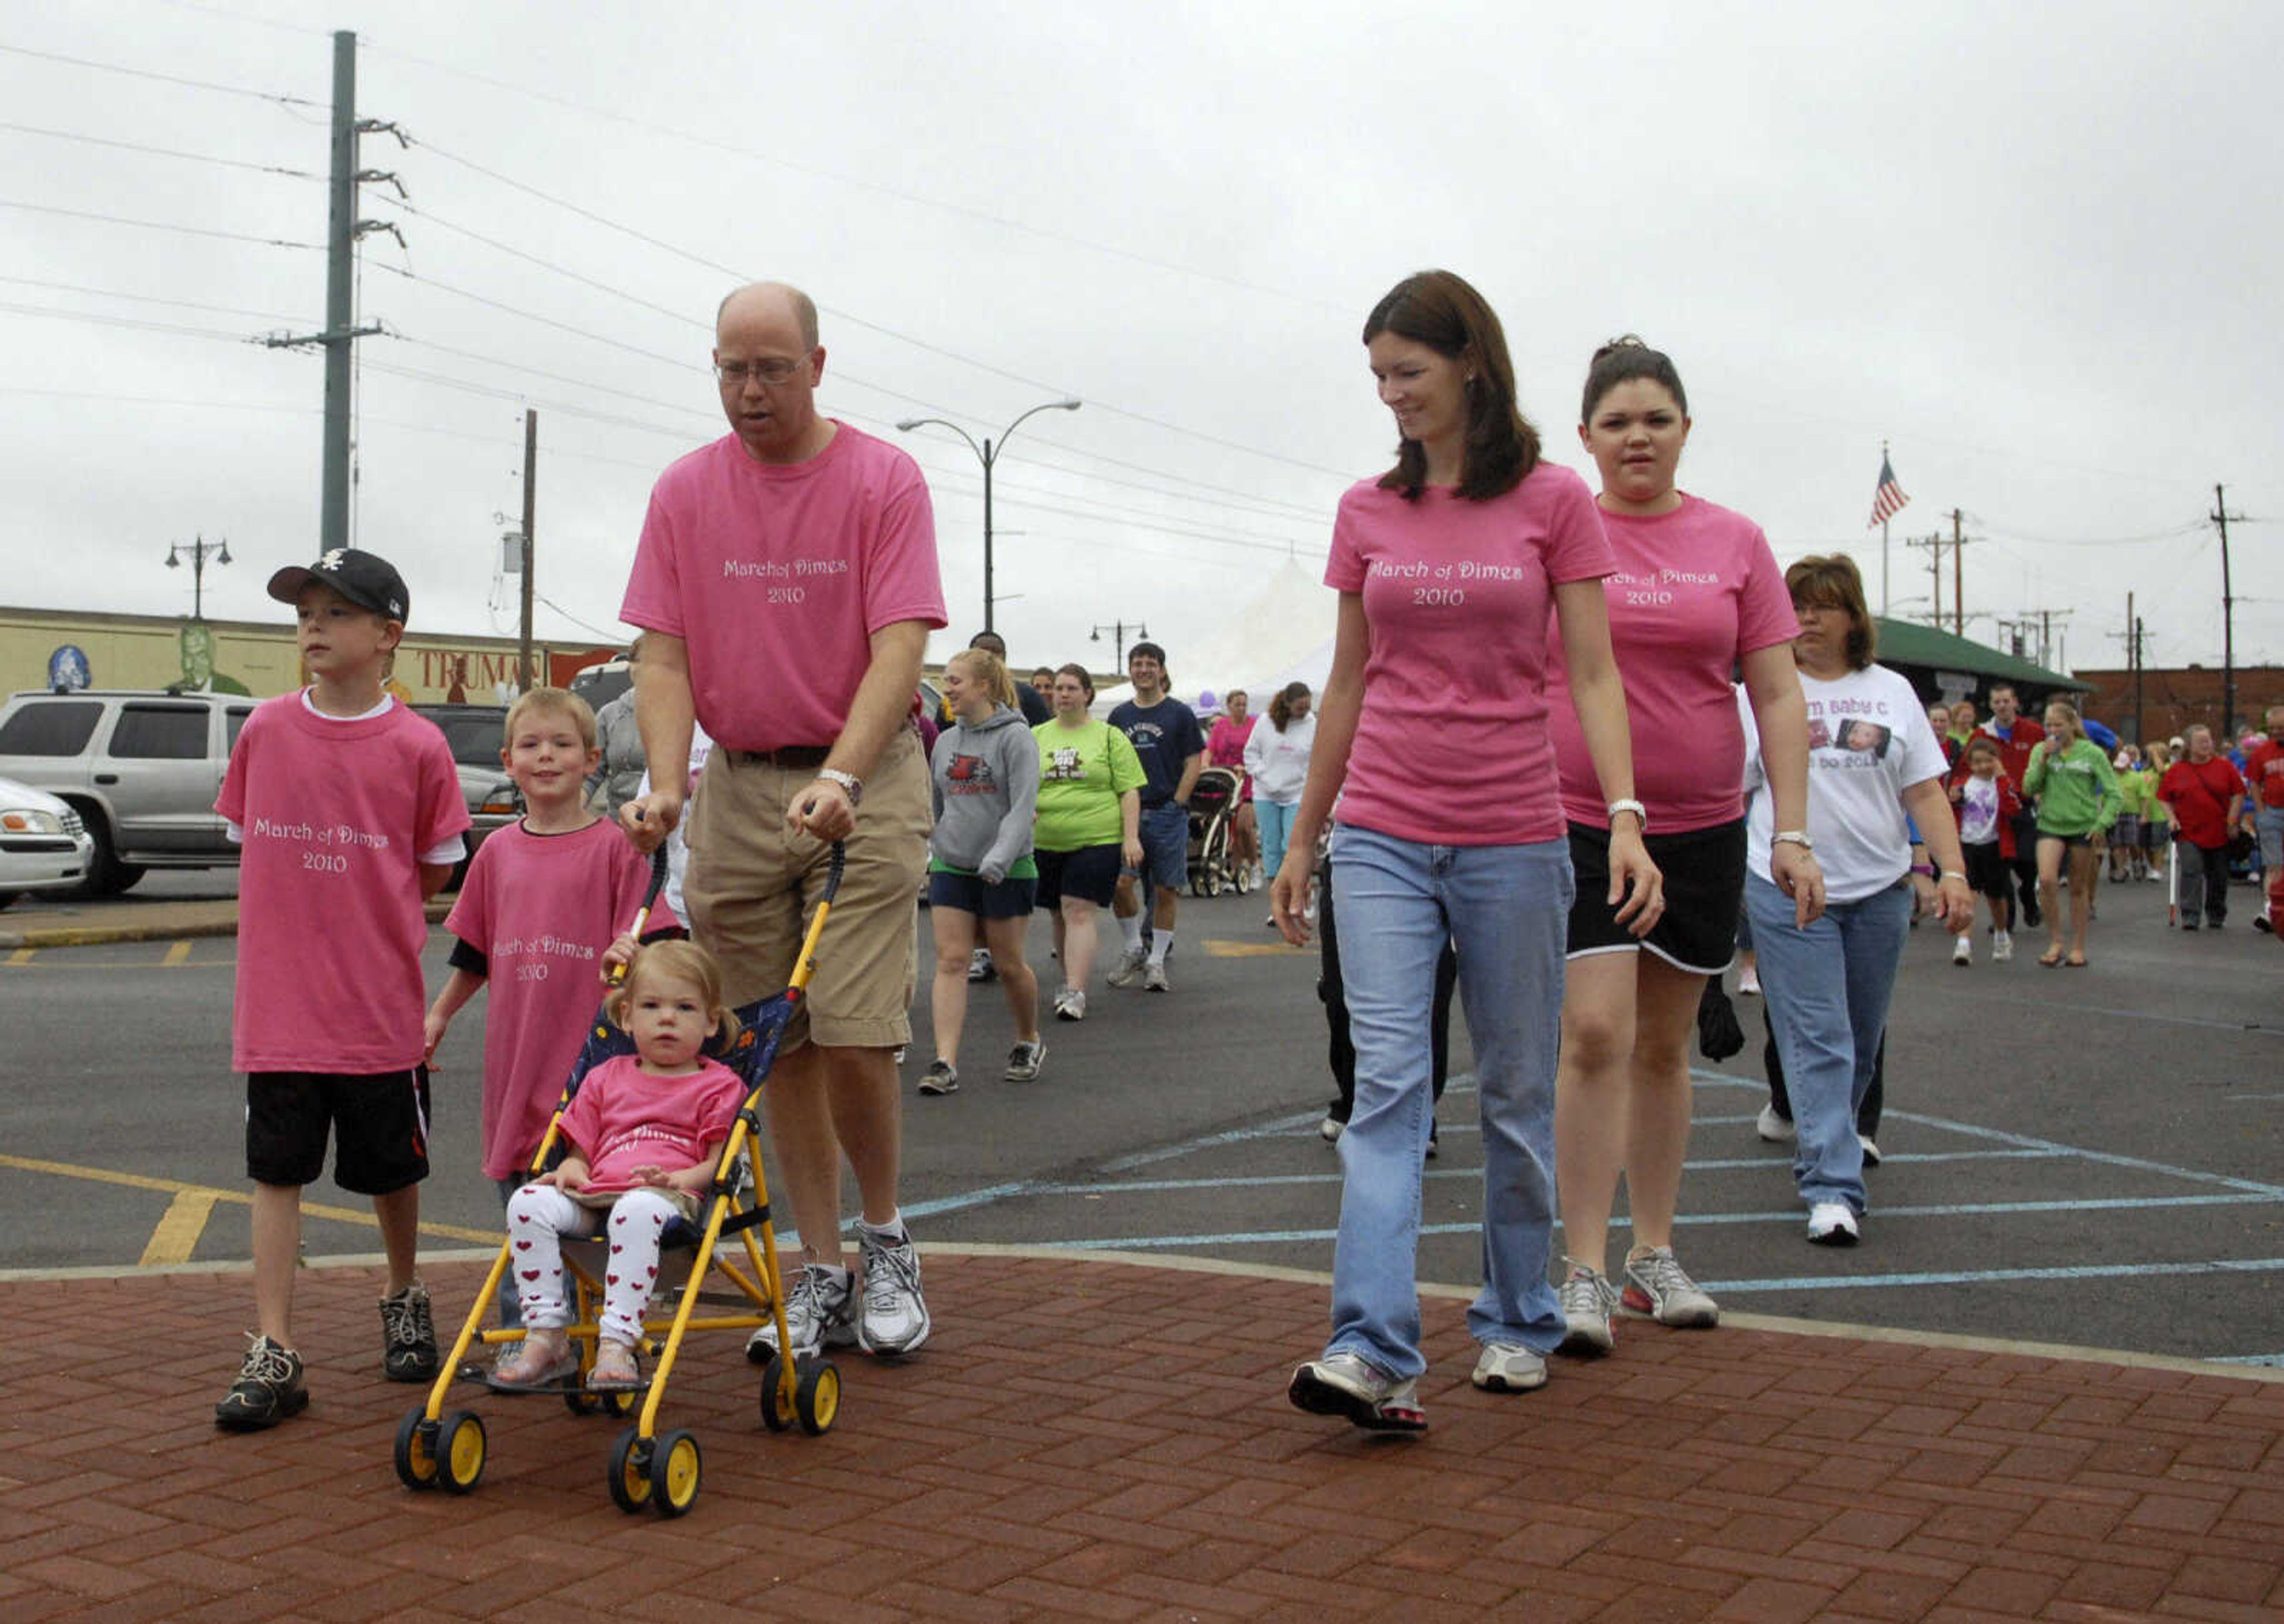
<box><xmin>858</xmin><ymin>1228</ymin><xmax>931</xmax><ymax>1356</ymax></box>
<box><xmin>1556</xmin><ymin>1261</ymin><xmax>1618</xmax><ymax>1356</ymax></box>
<box><xmin>1620</xmin><ymin>1246</ymin><xmax>1721</xmax><ymax>1328</ymax></box>
<box><xmin>1143</xmin><ymin>960</ymin><xmax>1169</xmax><ymax>992</ymax></box>
<box><xmin>379</xmin><ymin>1281</ymin><xmax>439</xmax><ymax>1383</ymax></box>
<box><xmin>966</xmin><ymin>947</ymin><xmax>996</xmax><ymax>982</ymax></box>
<box><xmin>215</xmin><ymin>1333</ymin><xmax>308</xmax><ymax>1431</ymax></box>
<box><xmin>745</xmin><ymin>1262</ymin><xmax>857</xmax><ymax>1361</ymax></box>
<box><xmin>1287</xmin><ymin>1350</ymin><xmax>1425</xmax><ymax>1431</ymax></box>
<box><xmin>1005</xmin><ymin>1039</ymin><xmax>1046</xmax><ymax>1082</ymax></box>
<box><xmin>918</xmin><ymin>1060</ymin><xmax>959</xmax><ymax>1096</ymax></box>
<box><xmin>1471</xmin><ymin>1342</ymin><xmax>1549</xmax><ymax>1393</ymax></box>
<box><xmin>1106</xmin><ymin>945</ymin><xmax>1149</xmax><ymax>987</ymax></box>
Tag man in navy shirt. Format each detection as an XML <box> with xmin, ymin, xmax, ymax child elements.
<box><xmin>1106</xmin><ymin>642</ymin><xmax>1203</xmax><ymax>992</ymax></box>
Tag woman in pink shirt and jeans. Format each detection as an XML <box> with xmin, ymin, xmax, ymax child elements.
<box><xmin>1272</xmin><ymin>271</ymin><xmax>1661</xmax><ymax>1433</ymax></box>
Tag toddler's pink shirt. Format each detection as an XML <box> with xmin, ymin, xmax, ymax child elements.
<box><xmin>217</xmin><ymin>695</ymin><xmax>469</xmax><ymax>1073</ymax></box>
<box><xmin>619</xmin><ymin>425</ymin><xmax>948</xmax><ymax>752</ymax></box>
<box><xmin>557</xmin><ymin>1054</ymin><xmax>748</xmax><ymax>1196</ymax></box>
<box><xmin>1325</xmin><ymin>463</ymin><xmax>1615</xmax><ymax>846</ymax></box>
<box><xmin>1545</xmin><ymin>494</ymin><xmax>1798</xmax><ymax>832</ymax></box>
<box><xmin>444</xmin><ymin>820</ymin><xmax>679</xmax><ymax>1180</ymax></box>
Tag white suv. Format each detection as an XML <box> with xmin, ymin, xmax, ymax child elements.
<box><xmin>0</xmin><ymin>689</ymin><xmax>255</xmax><ymax>896</ymax></box>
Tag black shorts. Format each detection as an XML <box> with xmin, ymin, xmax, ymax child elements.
<box><xmin>1961</xmin><ymin>840</ymin><xmax>2012</xmax><ymax>902</ymax></box>
<box><xmin>1035</xmin><ymin>843</ymin><xmax>1121</xmax><ymax>910</ymax></box>
<box><xmin>1566</xmin><ymin>817</ymin><xmax>1745</xmax><ymax>975</ymax></box>
<box><xmin>2037</xmin><ymin>828</ymin><xmax>2100</xmax><ymax>853</ymax></box>
<box><xmin>927</xmin><ymin>868</ymin><xmax>1038</xmax><ymax>919</ymax></box>
<box><xmin>246</xmin><ymin>1068</ymin><xmax>431</xmax><ymax>1195</ymax></box>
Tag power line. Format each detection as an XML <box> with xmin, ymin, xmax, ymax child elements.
<box><xmin>366</xmin><ymin>48</ymin><xmax>1350</xmax><ymax>319</ymax></box>
<box><xmin>0</xmin><ymin>298</ymin><xmax>259</xmax><ymax>344</ymax></box>
<box><xmin>0</xmin><ymin>196</ymin><xmax>322</xmax><ymax>250</ymax></box>
<box><xmin>0</xmin><ymin>274</ymin><xmax>309</xmax><ymax>325</ymax></box>
<box><xmin>0</xmin><ymin>41</ymin><xmax>322</xmax><ymax>108</ymax></box>
<box><xmin>0</xmin><ymin>118</ymin><xmax>324</xmax><ymax>180</ymax></box>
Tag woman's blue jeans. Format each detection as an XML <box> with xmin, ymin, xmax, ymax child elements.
<box><xmin>1742</xmin><ymin>873</ymin><xmax>1912</xmax><ymax>1216</ymax></box>
<box><xmin>1325</xmin><ymin>825</ymin><xmax>1572</xmax><ymax>1378</ymax></box>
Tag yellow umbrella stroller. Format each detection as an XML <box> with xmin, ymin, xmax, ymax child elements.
<box><xmin>394</xmin><ymin>844</ymin><xmax>845</xmax><ymax>1515</ymax></box>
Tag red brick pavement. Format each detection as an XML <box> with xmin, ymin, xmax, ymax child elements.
<box><xmin>3</xmin><ymin>1254</ymin><xmax>2280</xmax><ymax>1623</ymax></box>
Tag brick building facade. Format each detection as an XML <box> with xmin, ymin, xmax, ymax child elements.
<box><xmin>2068</xmin><ymin>665</ymin><xmax>2284</xmax><ymax>745</ymax></box>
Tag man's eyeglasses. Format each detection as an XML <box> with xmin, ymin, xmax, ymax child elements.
<box><xmin>714</xmin><ymin>358</ymin><xmax>805</xmax><ymax>387</ymax></box>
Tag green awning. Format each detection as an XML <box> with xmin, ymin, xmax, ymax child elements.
<box><xmin>1869</xmin><ymin>618</ymin><xmax>2088</xmax><ymax>693</ymax></box>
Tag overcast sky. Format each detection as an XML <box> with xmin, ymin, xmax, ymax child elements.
<box><xmin>5</xmin><ymin>1</ymin><xmax>2279</xmax><ymax>692</ymax></box>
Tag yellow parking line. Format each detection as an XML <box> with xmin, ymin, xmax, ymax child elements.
<box><xmin>0</xmin><ymin>1152</ymin><xmax>501</xmax><ymax>1248</ymax></box>
<box><xmin>139</xmin><ymin>1189</ymin><xmax>218</xmax><ymax>1265</ymax></box>
<box><xmin>1199</xmin><ymin>938</ymin><xmax>1313</xmax><ymax>958</ymax></box>
<box><xmin>7</xmin><ymin>949</ymin><xmax>32</xmax><ymax>966</ymax></box>
<box><xmin>161</xmin><ymin>940</ymin><xmax>192</xmax><ymax>968</ymax></box>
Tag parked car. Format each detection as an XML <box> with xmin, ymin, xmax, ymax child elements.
<box><xmin>0</xmin><ymin>774</ymin><xmax>96</xmax><ymax>910</ymax></box>
<box><xmin>409</xmin><ymin>703</ymin><xmax>522</xmax><ymax>889</ymax></box>
<box><xmin>0</xmin><ymin>689</ymin><xmax>256</xmax><ymax>895</ymax></box>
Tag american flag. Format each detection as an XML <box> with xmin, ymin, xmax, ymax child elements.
<box><xmin>1867</xmin><ymin>452</ymin><xmax>1910</xmax><ymax>529</ymax></box>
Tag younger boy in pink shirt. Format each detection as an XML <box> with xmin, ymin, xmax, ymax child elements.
<box><xmin>424</xmin><ymin>686</ymin><xmax>679</xmax><ymax>1329</ymax></box>
<box><xmin>214</xmin><ymin>548</ymin><xmax>470</xmax><ymax>1431</ymax></box>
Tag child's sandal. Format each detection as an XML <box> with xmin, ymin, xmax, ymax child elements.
<box><xmin>491</xmin><ymin>1331</ymin><xmax>578</xmax><ymax>1389</ymax></box>
<box><xmin>589</xmin><ymin>1340</ymin><xmax>641</xmax><ymax>1390</ymax></box>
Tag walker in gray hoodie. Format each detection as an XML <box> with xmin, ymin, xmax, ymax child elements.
<box><xmin>929</xmin><ymin>704</ymin><xmax>1041</xmax><ymax>884</ymax></box>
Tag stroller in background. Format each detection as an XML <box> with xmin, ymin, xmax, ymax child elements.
<box><xmin>394</xmin><ymin>844</ymin><xmax>846</xmax><ymax>1517</ymax></box>
<box><xmin>1185</xmin><ymin>765</ymin><xmax>1250</xmax><ymax>896</ymax></box>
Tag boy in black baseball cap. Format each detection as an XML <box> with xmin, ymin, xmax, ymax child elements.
<box><xmin>213</xmin><ymin>544</ymin><xmax>470</xmax><ymax>1431</ymax></box>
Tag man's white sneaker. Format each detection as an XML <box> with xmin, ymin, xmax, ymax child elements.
<box><xmin>1806</xmin><ymin>1203</ymin><xmax>1860</xmax><ymax>1246</ymax></box>
<box><xmin>746</xmin><ymin>1262</ymin><xmax>858</xmax><ymax>1361</ymax></box>
<box><xmin>1952</xmin><ymin>934</ymin><xmax>1972</xmax><ymax>966</ymax></box>
<box><xmin>1143</xmin><ymin>960</ymin><xmax>1169</xmax><ymax>992</ymax></box>
<box><xmin>1106</xmin><ymin>946</ymin><xmax>1149</xmax><ymax>987</ymax></box>
<box><xmin>1993</xmin><ymin>929</ymin><xmax>2015</xmax><ymax>962</ymax></box>
<box><xmin>1470</xmin><ymin>1342</ymin><xmax>1549</xmax><ymax>1393</ymax></box>
<box><xmin>1756</xmin><ymin>1102</ymin><xmax>1796</xmax><ymax>1144</ymax></box>
<box><xmin>857</xmin><ymin>1228</ymin><xmax>930</xmax><ymax>1357</ymax></box>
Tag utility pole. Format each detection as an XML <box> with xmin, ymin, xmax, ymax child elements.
<box><xmin>519</xmin><ymin>410</ymin><xmax>538</xmax><ymax>693</ymax></box>
<box><xmin>262</xmin><ymin>30</ymin><xmax>403</xmax><ymax>550</ymax></box>
<box><xmin>2214</xmin><ymin>483</ymin><xmax>2244</xmax><ymax>741</ymax></box>
<box><xmin>1949</xmin><ymin>508</ymin><xmax>1968</xmax><ymax>639</ymax></box>
<box><xmin>1905</xmin><ymin>532</ymin><xmax>1944</xmax><ymax>627</ymax></box>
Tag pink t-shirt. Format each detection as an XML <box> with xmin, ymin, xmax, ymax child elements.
<box><xmin>1326</xmin><ymin>463</ymin><xmax>1616</xmax><ymax>846</ymax></box>
<box><xmin>443</xmin><ymin>820</ymin><xmax>679</xmax><ymax>1180</ymax></box>
<box><xmin>217</xmin><ymin>695</ymin><xmax>470</xmax><ymax>1073</ymax></box>
<box><xmin>557</xmin><ymin>1054</ymin><xmax>748</xmax><ymax>1196</ymax></box>
<box><xmin>619</xmin><ymin>425</ymin><xmax>948</xmax><ymax>752</ymax></box>
<box><xmin>1206</xmin><ymin>714</ymin><xmax>1257</xmax><ymax>769</ymax></box>
<box><xmin>1545</xmin><ymin>494</ymin><xmax>1798</xmax><ymax>833</ymax></box>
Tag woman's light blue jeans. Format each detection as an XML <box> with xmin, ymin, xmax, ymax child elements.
<box><xmin>1741</xmin><ymin>873</ymin><xmax>1912</xmax><ymax>1216</ymax></box>
<box><xmin>1324</xmin><ymin>824</ymin><xmax>1572</xmax><ymax>1379</ymax></box>
<box><xmin>1259</xmin><ymin>797</ymin><xmax>1299</xmax><ymax>878</ymax></box>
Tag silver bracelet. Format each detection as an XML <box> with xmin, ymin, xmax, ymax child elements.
<box><xmin>1771</xmin><ymin>829</ymin><xmax>1814</xmax><ymax>852</ymax></box>
<box><xmin>1607</xmin><ymin>797</ymin><xmax>1648</xmax><ymax>832</ymax></box>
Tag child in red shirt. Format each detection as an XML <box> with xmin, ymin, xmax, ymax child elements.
<box><xmin>491</xmin><ymin>940</ymin><xmax>748</xmax><ymax>1389</ymax></box>
<box><xmin>213</xmin><ymin>549</ymin><xmax>471</xmax><ymax>1432</ymax></box>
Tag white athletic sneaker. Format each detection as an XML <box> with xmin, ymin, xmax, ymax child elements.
<box><xmin>1952</xmin><ymin>934</ymin><xmax>1972</xmax><ymax>966</ymax></box>
<box><xmin>1556</xmin><ymin>1262</ymin><xmax>1618</xmax><ymax>1356</ymax></box>
<box><xmin>1806</xmin><ymin>1202</ymin><xmax>1860</xmax><ymax>1246</ymax></box>
<box><xmin>857</xmin><ymin>1228</ymin><xmax>930</xmax><ymax>1356</ymax></box>
<box><xmin>1052</xmin><ymin>986</ymin><xmax>1087</xmax><ymax>1022</ymax></box>
<box><xmin>1106</xmin><ymin>945</ymin><xmax>1149</xmax><ymax>987</ymax></box>
<box><xmin>1470</xmin><ymin>1342</ymin><xmax>1549</xmax><ymax>1393</ymax></box>
<box><xmin>1993</xmin><ymin>929</ymin><xmax>2015</xmax><ymax>962</ymax></box>
<box><xmin>1738</xmin><ymin>966</ymin><xmax>1761</xmax><ymax>997</ymax></box>
<box><xmin>1756</xmin><ymin>1102</ymin><xmax>1796</xmax><ymax>1144</ymax></box>
<box><xmin>1858</xmin><ymin>1133</ymin><xmax>1882</xmax><ymax>1167</ymax></box>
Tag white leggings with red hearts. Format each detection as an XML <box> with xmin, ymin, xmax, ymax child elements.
<box><xmin>505</xmin><ymin>1183</ymin><xmax>680</xmax><ymax>1347</ymax></box>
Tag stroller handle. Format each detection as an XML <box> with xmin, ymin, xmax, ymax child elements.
<box><xmin>604</xmin><ymin>846</ymin><xmax>674</xmax><ymax>988</ymax></box>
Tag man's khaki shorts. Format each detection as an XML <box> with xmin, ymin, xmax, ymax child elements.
<box><xmin>684</xmin><ymin>728</ymin><xmax>928</xmax><ymax>1051</ymax></box>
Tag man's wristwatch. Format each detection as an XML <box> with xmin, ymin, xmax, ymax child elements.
<box><xmin>815</xmin><ymin>768</ymin><xmax>864</xmax><ymax>806</ymax></box>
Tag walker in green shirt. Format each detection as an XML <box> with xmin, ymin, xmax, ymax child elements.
<box><xmin>1032</xmin><ymin>717</ymin><xmax>1146</xmax><ymax>851</ymax></box>
<box><xmin>2023</xmin><ymin>737</ymin><xmax>2120</xmax><ymax>838</ymax></box>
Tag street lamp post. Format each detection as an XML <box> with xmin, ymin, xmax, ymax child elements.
<box><xmin>1090</xmin><ymin>619</ymin><xmax>1149</xmax><ymax>669</ymax></box>
<box><xmin>896</xmin><ymin>397</ymin><xmax>1081</xmax><ymax>634</ymax></box>
<box><xmin>165</xmin><ymin>535</ymin><xmax>233</xmax><ymax>619</ymax></box>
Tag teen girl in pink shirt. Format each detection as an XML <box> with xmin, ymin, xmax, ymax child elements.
<box><xmin>1271</xmin><ymin>271</ymin><xmax>1661</xmax><ymax>1433</ymax></box>
<box><xmin>1546</xmin><ymin>338</ymin><xmax>1821</xmax><ymax>1357</ymax></box>
<box><xmin>492</xmin><ymin>940</ymin><xmax>748</xmax><ymax>1390</ymax></box>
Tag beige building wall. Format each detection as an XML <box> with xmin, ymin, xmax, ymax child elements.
<box><xmin>0</xmin><ymin>607</ymin><xmax>620</xmax><ymax>706</ymax></box>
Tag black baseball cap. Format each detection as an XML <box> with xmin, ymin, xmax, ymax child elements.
<box><xmin>266</xmin><ymin>548</ymin><xmax>411</xmax><ymax>625</ymax></box>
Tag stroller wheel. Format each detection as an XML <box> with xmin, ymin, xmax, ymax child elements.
<box><xmin>758</xmin><ymin>1350</ymin><xmax>795</xmax><ymax>1433</ymax></box>
<box><xmin>437</xmin><ymin>1411</ymin><xmax>487</xmax><ymax>1494</ymax></box>
<box><xmin>393</xmin><ymin>1408</ymin><xmax>440</xmax><ymax>1490</ymax></box>
<box><xmin>795</xmin><ymin>1355</ymin><xmax>841</xmax><ymax>1436</ymax></box>
<box><xmin>607</xmin><ymin>1425</ymin><xmax>654</xmax><ymax>1513</ymax></box>
<box><xmin>654</xmin><ymin>1429</ymin><xmax>702</xmax><ymax>1517</ymax></box>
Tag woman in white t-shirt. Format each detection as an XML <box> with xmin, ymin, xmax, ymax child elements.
<box><xmin>1740</xmin><ymin>555</ymin><xmax>1973</xmax><ymax>1246</ymax></box>
<box><xmin>1271</xmin><ymin>269</ymin><xmax>1661</xmax><ymax>1434</ymax></box>
<box><xmin>1242</xmin><ymin>681</ymin><xmax>1317</xmax><ymax>906</ymax></box>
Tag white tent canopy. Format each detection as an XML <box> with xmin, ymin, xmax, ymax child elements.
<box><xmin>1090</xmin><ymin>558</ymin><xmax>1339</xmax><ymax>716</ymax></box>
